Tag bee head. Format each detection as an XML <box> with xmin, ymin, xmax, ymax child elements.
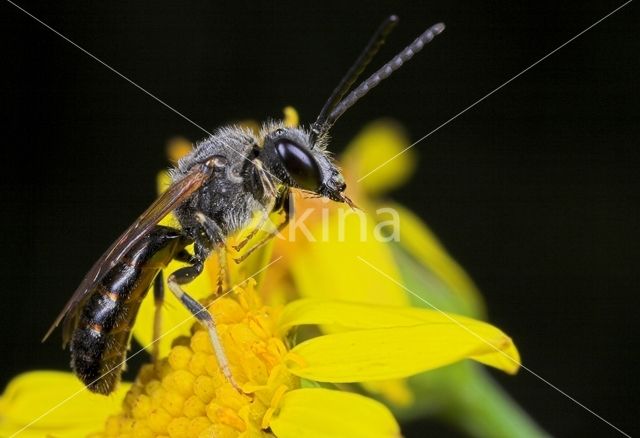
<box><xmin>262</xmin><ymin>127</ymin><xmax>348</xmax><ymax>203</ymax></box>
<box><xmin>260</xmin><ymin>17</ymin><xmax>444</xmax><ymax>207</ymax></box>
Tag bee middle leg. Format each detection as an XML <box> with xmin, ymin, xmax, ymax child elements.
<box><xmin>194</xmin><ymin>212</ymin><xmax>230</xmax><ymax>296</ymax></box>
<box><xmin>151</xmin><ymin>249</ymin><xmax>195</xmax><ymax>363</ymax></box>
<box><xmin>152</xmin><ymin>271</ymin><xmax>164</xmax><ymax>362</ymax></box>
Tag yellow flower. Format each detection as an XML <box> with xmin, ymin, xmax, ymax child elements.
<box><xmin>0</xmin><ymin>277</ymin><xmax>519</xmax><ymax>437</ymax></box>
<box><xmin>0</xmin><ymin>108</ymin><xmax>526</xmax><ymax>437</ymax></box>
<box><xmin>100</xmin><ymin>278</ymin><xmax>515</xmax><ymax>438</ymax></box>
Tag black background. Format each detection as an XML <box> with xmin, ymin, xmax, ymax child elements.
<box><xmin>1</xmin><ymin>1</ymin><xmax>637</xmax><ymax>437</ymax></box>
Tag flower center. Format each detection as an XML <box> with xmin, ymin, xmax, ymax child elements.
<box><xmin>94</xmin><ymin>281</ymin><xmax>300</xmax><ymax>438</ymax></box>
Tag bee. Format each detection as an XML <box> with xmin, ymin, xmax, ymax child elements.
<box><xmin>43</xmin><ymin>15</ymin><xmax>445</xmax><ymax>394</ymax></box>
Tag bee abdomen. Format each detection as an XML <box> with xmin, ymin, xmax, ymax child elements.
<box><xmin>70</xmin><ymin>284</ymin><xmax>138</xmax><ymax>394</ymax></box>
<box><xmin>66</xmin><ymin>225</ymin><xmax>189</xmax><ymax>394</ymax></box>
<box><xmin>70</xmin><ymin>324</ymin><xmax>129</xmax><ymax>394</ymax></box>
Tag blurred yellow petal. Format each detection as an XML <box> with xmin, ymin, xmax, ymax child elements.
<box><xmin>0</xmin><ymin>371</ymin><xmax>130</xmax><ymax>437</ymax></box>
<box><xmin>341</xmin><ymin>119</ymin><xmax>414</xmax><ymax>196</ymax></box>
<box><xmin>283</xmin><ymin>106</ymin><xmax>299</xmax><ymax>127</ymax></box>
<box><xmin>361</xmin><ymin>379</ymin><xmax>414</xmax><ymax>407</ymax></box>
<box><xmin>284</xmin><ymin>307</ymin><xmax>520</xmax><ymax>381</ymax></box>
<box><xmin>156</xmin><ymin>169</ymin><xmax>173</xmax><ymax>201</ymax></box>
<box><xmin>284</xmin><ymin>204</ymin><xmax>409</xmax><ymax>307</ymax></box>
<box><xmin>165</xmin><ymin>136</ymin><xmax>193</xmax><ymax>164</ymax></box>
<box><xmin>391</xmin><ymin>202</ymin><xmax>486</xmax><ymax>316</ymax></box>
<box><xmin>237</xmin><ymin>120</ymin><xmax>262</xmax><ymax>137</ymax></box>
<box><xmin>269</xmin><ymin>388</ymin><xmax>400</xmax><ymax>438</ymax></box>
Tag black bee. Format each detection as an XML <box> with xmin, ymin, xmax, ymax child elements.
<box><xmin>43</xmin><ymin>16</ymin><xmax>445</xmax><ymax>394</ymax></box>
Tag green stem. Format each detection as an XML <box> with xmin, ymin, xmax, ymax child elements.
<box><xmin>441</xmin><ymin>364</ymin><xmax>549</xmax><ymax>438</ymax></box>
<box><xmin>391</xmin><ymin>362</ymin><xmax>548</xmax><ymax>437</ymax></box>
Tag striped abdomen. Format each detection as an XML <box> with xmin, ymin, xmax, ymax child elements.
<box><xmin>69</xmin><ymin>226</ymin><xmax>188</xmax><ymax>394</ymax></box>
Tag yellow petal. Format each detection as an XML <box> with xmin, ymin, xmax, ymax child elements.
<box><xmin>279</xmin><ymin>298</ymin><xmax>485</xmax><ymax>333</ymax></box>
<box><xmin>285</xmin><ymin>203</ymin><xmax>409</xmax><ymax>307</ymax></box>
<box><xmin>391</xmin><ymin>202</ymin><xmax>486</xmax><ymax>316</ymax></box>
<box><xmin>0</xmin><ymin>371</ymin><xmax>130</xmax><ymax>437</ymax></box>
<box><xmin>269</xmin><ymin>388</ymin><xmax>400</xmax><ymax>438</ymax></box>
<box><xmin>283</xmin><ymin>303</ymin><xmax>520</xmax><ymax>380</ymax></box>
<box><xmin>341</xmin><ymin>119</ymin><xmax>413</xmax><ymax>196</ymax></box>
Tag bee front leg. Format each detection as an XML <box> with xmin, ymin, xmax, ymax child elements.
<box><xmin>232</xmin><ymin>190</ymin><xmax>293</xmax><ymax>264</ymax></box>
<box><xmin>232</xmin><ymin>207</ymin><xmax>270</xmax><ymax>252</ymax></box>
<box><xmin>167</xmin><ymin>260</ymin><xmax>240</xmax><ymax>391</ymax></box>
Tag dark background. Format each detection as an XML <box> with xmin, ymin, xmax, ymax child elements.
<box><xmin>1</xmin><ymin>1</ymin><xmax>637</xmax><ymax>437</ymax></box>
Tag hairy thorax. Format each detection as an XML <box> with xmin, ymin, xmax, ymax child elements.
<box><xmin>169</xmin><ymin>126</ymin><xmax>271</xmax><ymax>240</ymax></box>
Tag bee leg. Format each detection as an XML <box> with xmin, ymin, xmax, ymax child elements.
<box><xmin>167</xmin><ymin>261</ymin><xmax>240</xmax><ymax>392</ymax></box>
<box><xmin>152</xmin><ymin>271</ymin><xmax>164</xmax><ymax>363</ymax></box>
<box><xmin>233</xmin><ymin>190</ymin><xmax>293</xmax><ymax>264</ymax></box>
<box><xmin>154</xmin><ymin>248</ymin><xmax>196</xmax><ymax>356</ymax></box>
<box><xmin>232</xmin><ymin>208</ymin><xmax>269</xmax><ymax>252</ymax></box>
<box><xmin>175</xmin><ymin>248</ymin><xmax>196</xmax><ymax>264</ymax></box>
<box><xmin>215</xmin><ymin>246</ymin><xmax>229</xmax><ymax>297</ymax></box>
<box><xmin>194</xmin><ymin>212</ymin><xmax>229</xmax><ymax>296</ymax></box>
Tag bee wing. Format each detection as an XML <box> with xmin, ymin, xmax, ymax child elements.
<box><xmin>43</xmin><ymin>162</ymin><xmax>214</xmax><ymax>343</ymax></box>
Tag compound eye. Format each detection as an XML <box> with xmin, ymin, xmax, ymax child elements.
<box><xmin>275</xmin><ymin>140</ymin><xmax>321</xmax><ymax>191</ymax></box>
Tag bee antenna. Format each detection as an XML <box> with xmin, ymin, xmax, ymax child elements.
<box><xmin>319</xmin><ymin>21</ymin><xmax>445</xmax><ymax>137</ymax></box>
<box><xmin>310</xmin><ymin>15</ymin><xmax>399</xmax><ymax>143</ymax></box>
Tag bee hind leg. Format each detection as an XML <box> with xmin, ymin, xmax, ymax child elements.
<box><xmin>167</xmin><ymin>260</ymin><xmax>241</xmax><ymax>392</ymax></box>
